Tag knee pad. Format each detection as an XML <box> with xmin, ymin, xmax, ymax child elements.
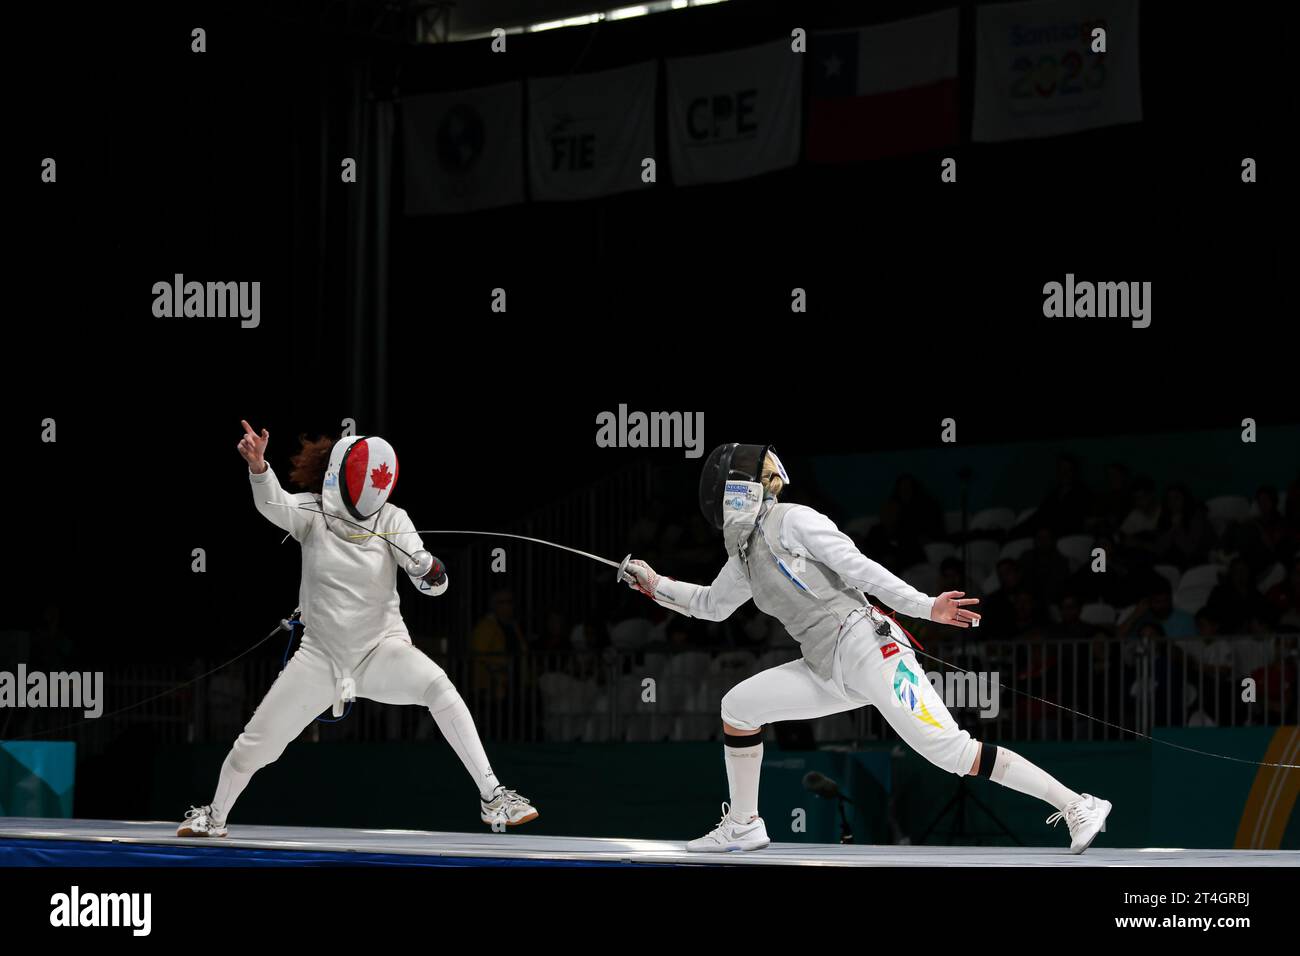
<box><xmin>422</xmin><ymin>673</ymin><xmax>461</xmax><ymax>715</ymax></box>
<box><xmin>226</xmin><ymin>747</ymin><xmax>253</xmax><ymax>775</ymax></box>
<box><xmin>229</xmin><ymin>734</ymin><xmax>277</xmax><ymax>774</ymax></box>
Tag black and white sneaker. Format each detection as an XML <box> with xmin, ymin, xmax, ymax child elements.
<box><xmin>177</xmin><ymin>805</ymin><xmax>228</xmax><ymax>838</ymax></box>
<box><xmin>480</xmin><ymin>786</ymin><xmax>538</xmax><ymax>828</ymax></box>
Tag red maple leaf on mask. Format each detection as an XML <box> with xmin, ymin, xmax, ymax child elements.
<box><xmin>370</xmin><ymin>461</ymin><xmax>394</xmax><ymax>490</ymax></box>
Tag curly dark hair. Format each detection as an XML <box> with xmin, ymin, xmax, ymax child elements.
<box><xmin>289</xmin><ymin>435</ymin><xmax>334</xmax><ymax>494</ymax></box>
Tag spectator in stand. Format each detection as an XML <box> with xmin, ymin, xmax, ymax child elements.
<box><xmin>981</xmin><ymin>558</ymin><xmax>1025</xmax><ymax>637</ymax></box>
<box><xmin>1140</xmin><ymin>620</ymin><xmax>1191</xmax><ymax>724</ymax></box>
<box><xmin>1150</xmin><ymin>483</ymin><xmax>1216</xmax><ymax>568</ymax></box>
<box><xmin>1264</xmin><ymin>557</ymin><xmax>1300</xmax><ymax>632</ymax></box>
<box><xmin>1204</xmin><ymin>557</ymin><xmax>1273</xmax><ymax>635</ymax></box>
<box><xmin>1011</xmin><ymin>616</ymin><xmax>1058</xmax><ymax>735</ymax></box>
<box><xmin>1019</xmin><ymin>526</ymin><xmax>1072</xmax><ymax>606</ymax></box>
<box><xmin>1225</xmin><ymin>485</ymin><xmax>1297</xmax><ymax>575</ymax></box>
<box><xmin>1064</xmin><ymin>532</ymin><xmax>1139</xmax><ymax>607</ymax></box>
<box><xmin>1117</xmin><ymin>577</ymin><xmax>1196</xmax><ymax>639</ymax></box>
<box><xmin>890</xmin><ymin>474</ymin><xmax>946</xmax><ymax>543</ymax></box>
<box><xmin>1120</xmin><ymin>476</ymin><xmax>1162</xmax><ymax>545</ymax></box>
<box><xmin>938</xmin><ymin>556</ymin><xmax>965</xmax><ymax>593</ymax></box>
<box><xmin>1009</xmin><ymin>589</ymin><xmax>1047</xmax><ymax>639</ymax></box>
<box><xmin>1093</xmin><ymin>462</ymin><xmax>1132</xmax><ymax>534</ymax></box>
<box><xmin>1075</xmin><ymin>632</ymin><xmax>1133</xmax><ymax>737</ymax></box>
<box><xmin>862</xmin><ymin>498</ymin><xmax>927</xmax><ymax>570</ymax></box>
<box><xmin>1033</xmin><ymin>455</ymin><xmax>1093</xmax><ymax>535</ymax></box>
<box><xmin>1055</xmin><ymin>593</ymin><xmax>1096</xmax><ymax>641</ymax></box>
<box><xmin>538</xmin><ymin>610</ymin><xmax>569</xmax><ymax>655</ymax></box>
<box><xmin>470</xmin><ymin>590</ymin><xmax>527</xmax><ymax>705</ymax></box>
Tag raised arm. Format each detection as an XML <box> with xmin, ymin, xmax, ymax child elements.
<box><xmin>623</xmin><ymin>555</ymin><xmax>753</xmax><ymax>621</ymax></box>
<box><xmin>238</xmin><ymin>420</ymin><xmax>316</xmax><ymax>541</ymax></box>
<box><xmin>785</xmin><ymin>506</ymin><xmax>980</xmax><ymax>628</ymax></box>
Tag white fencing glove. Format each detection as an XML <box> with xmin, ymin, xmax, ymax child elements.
<box><xmin>623</xmin><ymin>558</ymin><xmax>662</xmax><ymax>598</ymax></box>
<box><xmin>623</xmin><ymin>558</ymin><xmax>695</xmax><ymax>616</ymax></box>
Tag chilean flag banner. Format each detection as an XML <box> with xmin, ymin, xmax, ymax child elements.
<box><xmin>806</xmin><ymin>8</ymin><xmax>960</xmax><ymax>163</ymax></box>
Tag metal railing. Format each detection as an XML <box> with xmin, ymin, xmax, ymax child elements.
<box><xmin>5</xmin><ymin>633</ymin><xmax>1294</xmax><ymax>754</ymax></box>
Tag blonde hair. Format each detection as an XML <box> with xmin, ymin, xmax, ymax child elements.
<box><xmin>761</xmin><ymin>451</ymin><xmax>785</xmax><ymax>498</ymax></box>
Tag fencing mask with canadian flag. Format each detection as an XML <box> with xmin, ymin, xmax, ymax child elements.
<box><xmin>320</xmin><ymin>435</ymin><xmax>399</xmax><ymax>542</ymax></box>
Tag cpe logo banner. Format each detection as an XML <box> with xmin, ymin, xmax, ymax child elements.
<box><xmin>666</xmin><ymin>38</ymin><xmax>802</xmax><ymax>186</ymax></box>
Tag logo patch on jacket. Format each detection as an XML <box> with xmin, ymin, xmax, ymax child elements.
<box><xmin>881</xmin><ymin>641</ymin><xmax>900</xmax><ymax>660</ymax></box>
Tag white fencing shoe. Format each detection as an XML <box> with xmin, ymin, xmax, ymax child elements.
<box><xmin>480</xmin><ymin>786</ymin><xmax>539</xmax><ymax>828</ymax></box>
<box><xmin>1047</xmin><ymin>793</ymin><xmax>1111</xmax><ymax>854</ymax></box>
<box><xmin>686</xmin><ymin>803</ymin><xmax>771</xmax><ymax>853</ymax></box>
<box><xmin>177</xmin><ymin>805</ymin><xmax>228</xmax><ymax>838</ymax></box>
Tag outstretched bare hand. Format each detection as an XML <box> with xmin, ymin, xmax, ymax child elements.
<box><xmin>931</xmin><ymin>591</ymin><xmax>981</xmax><ymax>628</ymax></box>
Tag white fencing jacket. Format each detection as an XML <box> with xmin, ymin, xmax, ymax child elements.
<box><xmin>249</xmin><ymin>463</ymin><xmax>432</xmax><ymax>673</ymax></box>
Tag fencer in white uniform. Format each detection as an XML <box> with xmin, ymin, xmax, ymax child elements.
<box><xmin>623</xmin><ymin>443</ymin><xmax>1111</xmax><ymax>854</ymax></box>
<box><xmin>178</xmin><ymin>422</ymin><xmax>537</xmax><ymax>836</ymax></box>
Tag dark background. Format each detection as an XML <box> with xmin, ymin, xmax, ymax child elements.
<box><xmin>4</xmin><ymin>0</ymin><xmax>1288</xmax><ymax>725</ymax></box>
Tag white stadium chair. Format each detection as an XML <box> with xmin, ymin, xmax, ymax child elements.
<box><xmin>999</xmin><ymin>537</ymin><xmax>1035</xmax><ymax>562</ymax></box>
<box><xmin>1256</xmin><ymin>562</ymin><xmax>1285</xmax><ymax>593</ymax></box>
<box><xmin>665</xmin><ymin>651</ymin><xmax>712</xmax><ymax>679</ymax></box>
<box><xmin>925</xmin><ymin>541</ymin><xmax>959</xmax><ymax>565</ymax></box>
<box><xmin>609</xmin><ymin>616</ymin><xmax>655</xmax><ymax>651</ymax></box>
<box><xmin>1153</xmin><ymin>564</ymin><xmax>1181</xmax><ymax>590</ymax></box>
<box><xmin>641</xmin><ymin>651</ymin><xmax>668</xmax><ymax>676</ymax></box>
<box><xmin>1180</xmin><ymin>563</ymin><xmax>1224</xmax><ymax>590</ymax></box>
<box><xmin>969</xmin><ymin>507</ymin><xmax>1017</xmax><ymax>533</ymax></box>
<box><xmin>965</xmin><ymin>539</ymin><xmax>1002</xmax><ymax>585</ymax></box>
<box><xmin>1173</xmin><ymin>585</ymin><xmax>1214</xmax><ymax>616</ymax></box>
<box><xmin>1056</xmin><ymin>534</ymin><xmax>1095</xmax><ymax>572</ymax></box>
<box><xmin>1080</xmin><ymin>602</ymin><xmax>1118</xmax><ymax>627</ymax></box>
<box><xmin>1015</xmin><ymin>506</ymin><xmax>1039</xmax><ymax>527</ymax></box>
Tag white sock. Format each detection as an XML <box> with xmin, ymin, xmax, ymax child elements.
<box><xmin>989</xmin><ymin>746</ymin><xmax>1081</xmax><ymax>812</ymax></box>
<box><xmin>211</xmin><ymin>753</ymin><xmax>254</xmax><ymax>824</ymax></box>
<box><xmin>425</xmin><ymin>678</ymin><xmax>500</xmax><ymax>801</ymax></box>
<box><xmin>724</xmin><ymin>735</ymin><xmax>763</xmax><ymax>822</ymax></box>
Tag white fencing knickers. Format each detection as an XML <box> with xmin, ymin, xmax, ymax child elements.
<box><xmin>720</xmin><ymin>613</ymin><xmax>980</xmax><ymax>776</ymax></box>
<box><xmin>226</xmin><ymin>636</ymin><xmax>452</xmax><ymax>771</ymax></box>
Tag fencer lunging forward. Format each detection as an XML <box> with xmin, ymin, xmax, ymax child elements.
<box><xmin>623</xmin><ymin>444</ymin><xmax>1111</xmax><ymax>854</ymax></box>
<box><xmin>178</xmin><ymin>421</ymin><xmax>537</xmax><ymax>837</ymax></box>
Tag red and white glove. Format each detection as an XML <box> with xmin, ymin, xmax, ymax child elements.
<box><xmin>623</xmin><ymin>558</ymin><xmax>699</xmax><ymax>617</ymax></box>
<box><xmin>622</xmin><ymin>559</ymin><xmax>661</xmax><ymax>599</ymax></box>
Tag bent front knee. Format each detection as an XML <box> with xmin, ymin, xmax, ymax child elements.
<box><xmin>720</xmin><ymin>692</ymin><xmax>762</xmax><ymax>733</ymax></box>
